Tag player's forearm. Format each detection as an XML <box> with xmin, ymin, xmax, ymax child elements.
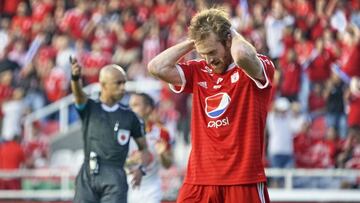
<box><xmin>230</xmin><ymin>30</ymin><xmax>264</xmax><ymax>80</ymax></box>
<box><xmin>148</xmin><ymin>40</ymin><xmax>194</xmax><ymax>78</ymax></box>
<box><xmin>71</xmin><ymin>80</ymin><xmax>87</xmax><ymax>105</ymax></box>
<box><xmin>159</xmin><ymin>151</ymin><xmax>173</xmax><ymax>169</ymax></box>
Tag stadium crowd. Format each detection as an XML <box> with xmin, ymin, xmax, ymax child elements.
<box><xmin>0</xmin><ymin>0</ymin><xmax>359</xmax><ymax>191</ymax></box>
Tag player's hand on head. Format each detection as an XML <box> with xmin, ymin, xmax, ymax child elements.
<box><xmin>69</xmin><ymin>56</ymin><xmax>81</xmax><ymax>77</ymax></box>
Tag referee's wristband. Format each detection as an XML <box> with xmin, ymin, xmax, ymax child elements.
<box><xmin>71</xmin><ymin>74</ymin><xmax>80</xmax><ymax>81</ymax></box>
<box><xmin>138</xmin><ymin>165</ymin><xmax>146</xmax><ymax>176</ymax></box>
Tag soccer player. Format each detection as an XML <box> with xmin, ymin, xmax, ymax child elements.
<box><xmin>127</xmin><ymin>92</ymin><xmax>173</xmax><ymax>203</ymax></box>
<box><xmin>148</xmin><ymin>8</ymin><xmax>274</xmax><ymax>203</ymax></box>
<box><xmin>70</xmin><ymin>57</ymin><xmax>151</xmax><ymax>203</ymax></box>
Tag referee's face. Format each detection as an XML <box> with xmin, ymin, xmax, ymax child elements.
<box><xmin>102</xmin><ymin>72</ymin><xmax>126</xmax><ymax>101</ymax></box>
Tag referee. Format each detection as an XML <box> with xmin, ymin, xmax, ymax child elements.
<box><xmin>70</xmin><ymin>57</ymin><xmax>151</xmax><ymax>203</ymax></box>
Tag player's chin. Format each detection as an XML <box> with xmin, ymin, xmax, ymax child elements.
<box><xmin>213</xmin><ymin>65</ymin><xmax>226</xmax><ymax>74</ymax></box>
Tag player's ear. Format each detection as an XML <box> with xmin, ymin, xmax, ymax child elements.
<box><xmin>226</xmin><ymin>33</ymin><xmax>232</xmax><ymax>47</ymax></box>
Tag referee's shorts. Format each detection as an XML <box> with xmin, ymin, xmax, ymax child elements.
<box><xmin>74</xmin><ymin>164</ymin><xmax>128</xmax><ymax>203</ymax></box>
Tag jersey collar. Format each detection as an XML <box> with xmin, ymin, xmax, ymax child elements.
<box><xmin>101</xmin><ymin>103</ymin><xmax>120</xmax><ymax>112</ymax></box>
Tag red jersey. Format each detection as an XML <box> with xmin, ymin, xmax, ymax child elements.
<box><xmin>342</xmin><ymin>42</ymin><xmax>360</xmax><ymax>127</ymax></box>
<box><xmin>170</xmin><ymin>55</ymin><xmax>275</xmax><ymax>185</ymax></box>
<box><xmin>0</xmin><ymin>141</ymin><xmax>25</xmax><ymax>169</ymax></box>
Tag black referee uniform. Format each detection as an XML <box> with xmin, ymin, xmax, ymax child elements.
<box><xmin>73</xmin><ymin>99</ymin><xmax>145</xmax><ymax>203</ymax></box>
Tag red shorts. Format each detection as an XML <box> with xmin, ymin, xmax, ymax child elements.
<box><xmin>176</xmin><ymin>182</ymin><xmax>270</xmax><ymax>203</ymax></box>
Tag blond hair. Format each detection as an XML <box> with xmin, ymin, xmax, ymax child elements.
<box><xmin>189</xmin><ymin>8</ymin><xmax>231</xmax><ymax>44</ymax></box>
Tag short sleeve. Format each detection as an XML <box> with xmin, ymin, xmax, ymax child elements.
<box><xmin>169</xmin><ymin>61</ymin><xmax>198</xmax><ymax>94</ymax></box>
<box><xmin>75</xmin><ymin>99</ymin><xmax>91</xmax><ymax>120</ymax></box>
<box><xmin>244</xmin><ymin>54</ymin><xmax>275</xmax><ymax>89</ymax></box>
<box><xmin>130</xmin><ymin>113</ymin><xmax>146</xmax><ymax>139</ymax></box>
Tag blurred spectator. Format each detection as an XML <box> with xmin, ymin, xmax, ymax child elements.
<box><xmin>306</xmin><ymin>38</ymin><xmax>336</xmax><ymax>85</ymax></box>
<box><xmin>265</xmin><ymin>0</ymin><xmax>294</xmax><ymax>61</ymax></box>
<box><xmin>58</xmin><ymin>0</ymin><xmax>92</xmax><ymax>40</ymax></box>
<box><xmin>267</xmin><ymin>97</ymin><xmax>295</xmax><ymax>169</ymax></box>
<box><xmin>79</xmin><ymin>41</ymin><xmax>111</xmax><ymax>85</ymax></box>
<box><xmin>308</xmin><ymin>83</ymin><xmax>326</xmax><ymax>118</ymax></box>
<box><xmin>294</xmin><ymin>121</ymin><xmax>313</xmax><ymax>168</ymax></box>
<box><xmin>310</xmin><ymin>127</ymin><xmax>342</xmax><ymax>169</ymax></box>
<box><xmin>323</xmin><ymin>72</ymin><xmax>347</xmax><ymax>138</ymax></box>
<box><xmin>10</xmin><ymin>2</ymin><xmax>32</xmax><ymax>40</ymax></box>
<box><xmin>289</xmin><ymin>101</ymin><xmax>308</xmax><ymax>135</ymax></box>
<box><xmin>338</xmin><ymin>126</ymin><xmax>360</xmax><ymax>169</ymax></box>
<box><xmin>42</xmin><ymin>59</ymin><xmax>68</xmax><ymax>103</ymax></box>
<box><xmin>279</xmin><ymin>48</ymin><xmax>302</xmax><ymax>101</ymax></box>
<box><xmin>1</xmin><ymin>0</ymin><xmax>22</xmax><ymax>18</ymax></box>
<box><xmin>1</xmin><ymin>87</ymin><xmax>27</xmax><ymax>141</ymax></box>
<box><xmin>54</xmin><ymin>35</ymin><xmax>76</xmax><ymax>79</ymax></box>
<box><xmin>0</xmin><ymin>17</ymin><xmax>11</xmax><ymax>59</ymax></box>
<box><xmin>7</xmin><ymin>38</ymin><xmax>27</xmax><ymax>67</ymax></box>
<box><xmin>0</xmin><ymin>135</ymin><xmax>25</xmax><ymax>190</ymax></box>
<box><xmin>23</xmin><ymin>122</ymin><xmax>49</xmax><ymax>169</ymax></box>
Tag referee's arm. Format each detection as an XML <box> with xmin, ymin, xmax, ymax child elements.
<box><xmin>70</xmin><ymin>56</ymin><xmax>88</xmax><ymax>105</ymax></box>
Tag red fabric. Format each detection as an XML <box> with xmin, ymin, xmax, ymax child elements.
<box><xmin>307</xmin><ymin>49</ymin><xmax>335</xmax><ymax>83</ymax></box>
<box><xmin>347</xmin><ymin>100</ymin><xmax>360</xmax><ymax>127</ymax></box>
<box><xmin>342</xmin><ymin>42</ymin><xmax>360</xmax><ymax>77</ymax></box>
<box><xmin>177</xmin><ymin>183</ymin><xmax>270</xmax><ymax>203</ymax></box>
<box><xmin>11</xmin><ymin>15</ymin><xmax>32</xmax><ymax>38</ymax></box>
<box><xmin>92</xmin><ymin>30</ymin><xmax>117</xmax><ymax>54</ymax></box>
<box><xmin>37</xmin><ymin>46</ymin><xmax>57</xmax><ymax>62</ymax></box>
<box><xmin>342</xmin><ymin>42</ymin><xmax>360</xmax><ymax>127</ymax></box>
<box><xmin>43</xmin><ymin>68</ymin><xmax>67</xmax><ymax>102</ymax></box>
<box><xmin>0</xmin><ymin>141</ymin><xmax>25</xmax><ymax>169</ymax></box>
<box><xmin>153</xmin><ymin>4</ymin><xmax>173</xmax><ymax>27</ymax></box>
<box><xmin>294</xmin><ymin>41</ymin><xmax>313</xmax><ymax>64</ymax></box>
<box><xmin>59</xmin><ymin>9</ymin><xmax>89</xmax><ymax>39</ymax></box>
<box><xmin>147</xmin><ymin>122</ymin><xmax>172</xmax><ymax>150</ymax></box>
<box><xmin>345</xmin><ymin>144</ymin><xmax>360</xmax><ymax>169</ymax></box>
<box><xmin>31</xmin><ymin>1</ymin><xmax>53</xmax><ymax>23</ymax></box>
<box><xmin>2</xmin><ymin>0</ymin><xmax>21</xmax><ymax>15</ymax></box>
<box><xmin>0</xmin><ymin>179</ymin><xmax>21</xmax><ymax>190</ymax></box>
<box><xmin>309</xmin><ymin>139</ymin><xmax>340</xmax><ymax>168</ymax></box>
<box><xmin>172</xmin><ymin>55</ymin><xmax>274</xmax><ymax>185</ymax></box>
<box><xmin>294</xmin><ymin>132</ymin><xmax>314</xmax><ymax>168</ymax></box>
<box><xmin>308</xmin><ymin>90</ymin><xmax>326</xmax><ymax>112</ymax></box>
<box><xmin>0</xmin><ymin>84</ymin><xmax>13</xmax><ymax>104</ymax></box>
<box><xmin>292</xmin><ymin>0</ymin><xmax>313</xmax><ymax>18</ymax></box>
<box><xmin>279</xmin><ymin>59</ymin><xmax>301</xmax><ymax>97</ymax></box>
<box><xmin>80</xmin><ymin>52</ymin><xmax>111</xmax><ymax>84</ymax></box>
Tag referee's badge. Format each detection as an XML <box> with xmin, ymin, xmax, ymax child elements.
<box><xmin>117</xmin><ymin>129</ymin><xmax>130</xmax><ymax>145</ymax></box>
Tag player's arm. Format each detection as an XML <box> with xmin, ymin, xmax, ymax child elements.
<box><xmin>148</xmin><ymin>40</ymin><xmax>195</xmax><ymax>85</ymax></box>
<box><xmin>70</xmin><ymin>56</ymin><xmax>88</xmax><ymax>106</ymax></box>
<box><xmin>230</xmin><ymin>29</ymin><xmax>264</xmax><ymax>80</ymax></box>
<box><xmin>155</xmin><ymin>139</ymin><xmax>173</xmax><ymax>169</ymax></box>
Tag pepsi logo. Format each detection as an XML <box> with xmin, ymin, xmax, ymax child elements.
<box><xmin>205</xmin><ymin>93</ymin><xmax>231</xmax><ymax>118</ymax></box>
